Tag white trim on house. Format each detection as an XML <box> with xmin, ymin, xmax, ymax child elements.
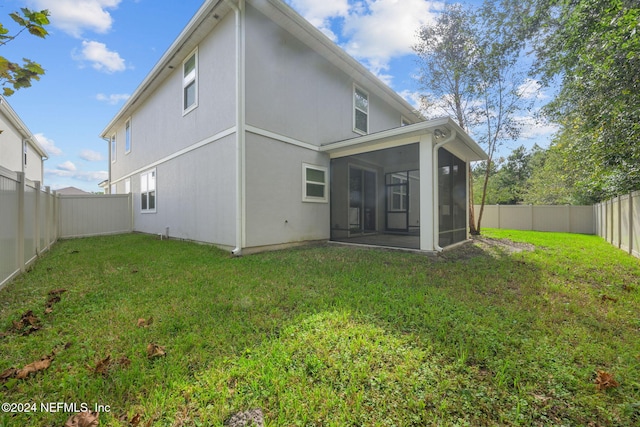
<box><xmin>109</xmin><ymin>126</ymin><xmax>236</xmax><ymax>185</ymax></box>
<box><xmin>245</xmin><ymin>125</ymin><xmax>319</xmax><ymax>152</ymax></box>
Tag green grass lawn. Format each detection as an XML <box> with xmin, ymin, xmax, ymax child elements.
<box><xmin>1</xmin><ymin>230</ymin><xmax>639</xmax><ymax>426</ymax></box>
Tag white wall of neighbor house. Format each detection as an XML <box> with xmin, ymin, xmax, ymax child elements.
<box><xmin>244</xmin><ymin>132</ymin><xmax>330</xmax><ymax>248</ymax></box>
<box><xmin>108</xmin><ymin>11</ymin><xmax>237</xmax><ymax>184</ymax></box>
<box><xmin>244</xmin><ymin>2</ymin><xmax>412</xmax><ymax>146</ymax></box>
<box><xmin>0</xmin><ymin>114</ymin><xmax>44</xmax><ymax>183</ymax></box>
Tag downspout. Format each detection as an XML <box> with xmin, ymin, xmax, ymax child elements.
<box><xmin>224</xmin><ymin>0</ymin><xmax>245</xmax><ymax>256</ymax></box>
<box><xmin>432</xmin><ymin>129</ymin><xmax>456</xmax><ymax>252</ymax></box>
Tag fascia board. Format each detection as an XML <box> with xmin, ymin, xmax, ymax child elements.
<box><xmin>100</xmin><ymin>0</ymin><xmax>231</xmax><ymax>138</ymax></box>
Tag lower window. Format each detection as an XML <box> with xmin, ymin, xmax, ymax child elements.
<box><xmin>141</xmin><ymin>169</ymin><xmax>156</xmax><ymax>213</ymax></box>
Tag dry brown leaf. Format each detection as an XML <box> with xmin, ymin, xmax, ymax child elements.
<box><xmin>92</xmin><ymin>355</ymin><xmax>111</xmax><ymax>376</ymax></box>
<box><xmin>64</xmin><ymin>411</ymin><xmax>100</xmax><ymax>427</ymax></box>
<box><xmin>48</xmin><ymin>288</ymin><xmax>67</xmax><ymax>296</ymax></box>
<box><xmin>118</xmin><ymin>355</ymin><xmax>131</xmax><ymax>368</ymax></box>
<box><xmin>146</xmin><ymin>343</ymin><xmax>166</xmax><ymax>359</ymax></box>
<box><xmin>137</xmin><ymin>317</ymin><xmax>153</xmax><ymax>328</ymax></box>
<box><xmin>0</xmin><ymin>367</ymin><xmax>16</xmax><ymax>381</ymax></box>
<box><xmin>595</xmin><ymin>370</ymin><xmax>619</xmax><ymax>391</ymax></box>
<box><xmin>129</xmin><ymin>413</ymin><xmax>141</xmax><ymax>426</ymax></box>
<box><xmin>601</xmin><ymin>294</ymin><xmax>618</xmax><ymax>303</ymax></box>
<box><xmin>15</xmin><ymin>355</ymin><xmax>52</xmax><ymax>379</ymax></box>
<box><xmin>44</xmin><ymin>307</ymin><xmax>53</xmax><ymax>314</ymax></box>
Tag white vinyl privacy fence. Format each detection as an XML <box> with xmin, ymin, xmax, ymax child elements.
<box><xmin>475</xmin><ymin>204</ymin><xmax>595</xmax><ymax>234</ymax></box>
<box><xmin>0</xmin><ymin>166</ymin><xmax>132</xmax><ymax>288</ymax></box>
<box><xmin>594</xmin><ymin>191</ymin><xmax>640</xmax><ymax>258</ymax></box>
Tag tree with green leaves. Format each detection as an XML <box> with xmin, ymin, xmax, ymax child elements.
<box><xmin>414</xmin><ymin>0</ymin><xmax>534</xmax><ymax>234</ymax></box>
<box><xmin>0</xmin><ymin>8</ymin><xmax>50</xmax><ymax>96</ymax></box>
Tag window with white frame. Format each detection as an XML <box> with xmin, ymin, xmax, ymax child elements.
<box><xmin>183</xmin><ymin>49</ymin><xmax>198</xmax><ymax>113</ymax></box>
<box><xmin>125</xmin><ymin>118</ymin><xmax>131</xmax><ymax>153</ymax></box>
<box><xmin>111</xmin><ymin>134</ymin><xmax>116</xmax><ymax>163</ymax></box>
<box><xmin>23</xmin><ymin>141</ymin><xmax>27</xmax><ymax>167</ymax></box>
<box><xmin>141</xmin><ymin>169</ymin><xmax>156</xmax><ymax>212</ymax></box>
<box><xmin>353</xmin><ymin>85</ymin><xmax>369</xmax><ymax>134</ymax></box>
<box><xmin>302</xmin><ymin>163</ymin><xmax>328</xmax><ymax>203</ymax></box>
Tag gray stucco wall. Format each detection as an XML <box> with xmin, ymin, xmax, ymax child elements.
<box><xmin>130</xmin><ymin>135</ymin><xmax>237</xmax><ymax>248</ymax></box>
<box><xmin>109</xmin><ymin>12</ymin><xmax>237</xmax><ymax>183</ymax></box>
<box><xmin>244</xmin><ymin>132</ymin><xmax>330</xmax><ymax>248</ymax></box>
<box><xmin>244</xmin><ymin>3</ymin><xmax>409</xmax><ymax>146</ymax></box>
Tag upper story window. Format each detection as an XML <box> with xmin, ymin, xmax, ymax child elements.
<box><xmin>23</xmin><ymin>141</ymin><xmax>27</xmax><ymax>167</ymax></box>
<box><xmin>125</xmin><ymin>118</ymin><xmax>131</xmax><ymax>154</ymax></box>
<box><xmin>354</xmin><ymin>85</ymin><xmax>369</xmax><ymax>135</ymax></box>
<box><xmin>183</xmin><ymin>49</ymin><xmax>198</xmax><ymax>114</ymax></box>
<box><xmin>111</xmin><ymin>134</ymin><xmax>116</xmax><ymax>163</ymax></box>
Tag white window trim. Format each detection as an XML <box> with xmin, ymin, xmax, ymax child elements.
<box><xmin>182</xmin><ymin>48</ymin><xmax>198</xmax><ymax>116</ymax></box>
<box><xmin>124</xmin><ymin>178</ymin><xmax>131</xmax><ymax>194</ymax></box>
<box><xmin>111</xmin><ymin>134</ymin><xmax>116</xmax><ymax>163</ymax></box>
<box><xmin>125</xmin><ymin>118</ymin><xmax>132</xmax><ymax>154</ymax></box>
<box><xmin>302</xmin><ymin>163</ymin><xmax>328</xmax><ymax>203</ymax></box>
<box><xmin>140</xmin><ymin>168</ymin><xmax>157</xmax><ymax>213</ymax></box>
<box><xmin>353</xmin><ymin>84</ymin><xmax>369</xmax><ymax>135</ymax></box>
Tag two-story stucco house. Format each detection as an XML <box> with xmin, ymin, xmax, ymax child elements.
<box><xmin>0</xmin><ymin>96</ymin><xmax>48</xmax><ymax>183</ymax></box>
<box><xmin>101</xmin><ymin>0</ymin><xmax>487</xmax><ymax>254</ymax></box>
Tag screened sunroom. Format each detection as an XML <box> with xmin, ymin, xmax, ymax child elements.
<box><xmin>321</xmin><ymin>118</ymin><xmax>487</xmax><ymax>252</ymax></box>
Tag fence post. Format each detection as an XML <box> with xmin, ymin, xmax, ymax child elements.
<box><xmin>630</xmin><ymin>191</ymin><xmax>634</xmax><ymax>256</ymax></box>
<box><xmin>17</xmin><ymin>172</ymin><xmax>25</xmax><ymax>273</ymax></box>
<box><xmin>34</xmin><ymin>181</ymin><xmax>41</xmax><ymax>255</ymax></box>
<box><xmin>530</xmin><ymin>204</ymin><xmax>534</xmax><ymax>231</ymax></box>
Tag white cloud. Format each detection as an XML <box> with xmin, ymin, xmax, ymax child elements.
<box><xmin>79</xmin><ymin>149</ymin><xmax>104</xmax><ymax>161</ymax></box>
<box><xmin>96</xmin><ymin>93</ymin><xmax>130</xmax><ymax>105</ymax></box>
<box><xmin>29</xmin><ymin>0</ymin><xmax>121</xmax><ymax>38</ymax></box>
<box><xmin>57</xmin><ymin>161</ymin><xmax>77</xmax><ymax>171</ymax></box>
<box><xmin>45</xmin><ymin>168</ymin><xmax>108</xmax><ymax>182</ymax></box>
<box><xmin>515</xmin><ymin>115</ymin><xmax>559</xmax><ymax>141</ymax></box>
<box><xmin>286</xmin><ymin>0</ymin><xmax>349</xmax><ymax>40</ymax></box>
<box><xmin>517</xmin><ymin>78</ymin><xmax>546</xmax><ymax>100</ymax></box>
<box><xmin>34</xmin><ymin>133</ymin><xmax>63</xmax><ymax>156</ymax></box>
<box><xmin>76</xmin><ymin>40</ymin><xmax>126</xmax><ymax>73</ymax></box>
<box><xmin>341</xmin><ymin>0</ymin><xmax>441</xmax><ymax>78</ymax></box>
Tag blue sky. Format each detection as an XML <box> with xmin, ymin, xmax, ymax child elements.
<box><xmin>2</xmin><ymin>0</ymin><xmax>556</xmax><ymax>192</ymax></box>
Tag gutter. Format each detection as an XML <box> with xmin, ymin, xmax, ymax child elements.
<box><xmin>432</xmin><ymin>129</ymin><xmax>456</xmax><ymax>252</ymax></box>
<box><xmin>224</xmin><ymin>0</ymin><xmax>245</xmax><ymax>256</ymax></box>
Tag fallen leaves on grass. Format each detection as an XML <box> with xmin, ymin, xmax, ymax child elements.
<box><xmin>136</xmin><ymin>317</ymin><xmax>153</xmax><ymax>328</ymax></box>
<box><xmin>64</xmin><ymin>411</ymin><xmax>99</xmax><ymax>427</ymax></box>
<box><xmin>595</xmin><ymin>370</ymin><xmax>619</xmax><ymax>391</ymax></box>
<box><xmin>128</xmin><ymin>413</ymin><xmax>141</xmax><ymax>426</ymax></box>
<box><xmin>48</xmin><ymin>288</ymin><xmax>67</xmax><ymax>296</ymax></box>
<box><xmin>90</xmin><ymin>355</ymin><xmax>112</xmax><ymax>376</ymax></box>
<box><xmin>15</xmin><ymin>354</ymin><xmax>53</xmax><ymax>379</ymax></box>
<box><xmin>147</xmin><ymin>343</ymin><xmax>166</xmax><ymax>359</ymax></box>
<box><xmin>11</xmin><ymin>310</ymin><xmax>41</xmax><ymax>335</ymax></box>
<box><xmin>601</xmin><ymin>294</ymin><xmax>618</xmax><ymax>303</ymax></box>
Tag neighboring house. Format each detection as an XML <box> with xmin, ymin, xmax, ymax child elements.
<box><xmin>101</xmin><ymin>0</ymin><xmax>487</xmax><ymax>254</ymax></box>
<box><xmin>56</xmin><ymin>187</ymin><xmax>90</xmax><ymax>196</ymax></box>
<box><xmin>0</xmin><ymin>96</ymin><xmax>48</xmax><ymax>183</ymax></box>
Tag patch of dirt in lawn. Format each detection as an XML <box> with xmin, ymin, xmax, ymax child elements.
<box><xmin>440</xmin><ymin>236</ymin><xmax>536</xmax><ymax>261</ymax></box>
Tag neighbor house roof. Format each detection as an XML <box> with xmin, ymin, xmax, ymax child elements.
<box><xmin>0</xmin><ymin>96</ymin><xmax>48</xmax><ymax>159</ymax></box>
<box><xmin>100</xmin><ymin>0</ymin><xmax>423</xmax><ymax>138</ymax></box>
<box><xmin>56</xmin><ymin>186</ymin><xmax>90</xmax><ymax>195</ymax></box>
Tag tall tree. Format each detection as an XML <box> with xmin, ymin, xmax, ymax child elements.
<box><xmin>0</xmin><ymin>8</ymin><xmax>50</xmax><ymax>96</ymax></box>
<box><xmin>413</xmin><ymin>5</ymin><xmax>481</xmax><ymax>232</ymax></box>
<box><xmin>527</xmin><ymin>0</ymin><xmax>640</xmax><ymax>200</ymax></box>
<box><xmin>414</xmin><ymin>1</ymin><xmax>534</xmax><ymax>234</ymax></box>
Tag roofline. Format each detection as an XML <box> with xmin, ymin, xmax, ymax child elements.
<box><xmin>0</xmin><ymin>96</ymin><xmax>48</xmax><ymax>159</ymax></box>
<box><xmin>100</xmin><ymin>0</ymin><xmax>228</xmax><ymax>138</ymax></box>
<box><xmin>258</xmin><ymin>0</ymin><xmax>423</xmax><ymax>121</ymax></box>
<box><xmin>100</xmin><ymin>0</ymin><xmax>425</xmax><ymax>138</ymax></box>
<box><xmin>321</xmin><ymin>117</ymin><xmax>488</xmax><ymax>161</ymax></box>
